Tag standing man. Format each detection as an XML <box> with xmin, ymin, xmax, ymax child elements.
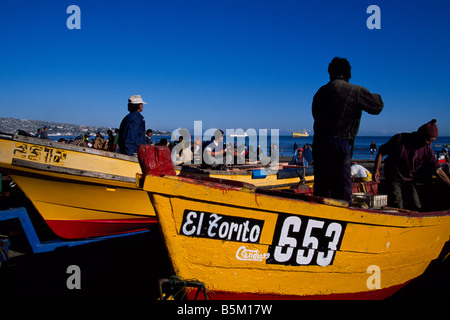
<box><xmin>119</xmin><ymin>95</ymin><xmax>147</xmax><ymax>156</ymax></box>
<box><xmin>372</xmin><ymin>119</ymin><xmax>450</xmax><ymax>210</ymax></box>
<box><xmin>312</xmin><ymin>57</ymin><xmax>384</xmax><ymax>202</ymax></box>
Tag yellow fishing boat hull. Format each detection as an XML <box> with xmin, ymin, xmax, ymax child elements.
<box><xmin>0</xmin><ymin>134</ymin><xmax>156</xmax><ymax>239</ymax></box>
<box><xmin>143</xmin><ymin>173</ymin><xmax>450</xmax><ymax>299</ymax></box>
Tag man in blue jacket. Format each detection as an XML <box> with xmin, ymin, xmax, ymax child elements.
<box><xmin>119</xmin><ymin>95</ymin><xmax>147</xmax><ymax>156</ymax></box>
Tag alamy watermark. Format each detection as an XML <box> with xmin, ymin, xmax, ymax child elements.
<box><xmin>367</xmin><ymin>5</ymin><xmax>381</xmax><ymax>30</ymax></box>
<box><xmin>169</xmin><ymin>121</ymin><xmax>280</xmax><ymax>171</ymax></box>
<box><xmin>366</xmin><ymin>264</ymin><xmax>381</xmax><ymax>290</ymax></box>
<box><xmin>66</xmin><ymin>5</ymin><xmax>81</xmax><ymax>30</ymax></box>
<box><xmin>66</xmin><ymin>5</ymin><xmax>380</xmax><ymax>30</ymax></box>
<box><xmin>66</xmin><ymin>264</ymin><xmax>81</xmax><ymax>290</ymax></box>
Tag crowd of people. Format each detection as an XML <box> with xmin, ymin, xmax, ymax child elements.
<box><xmin>34</xmin><ymin>127</ymin><xmax>121</xmax><ymax>152</ymax></box>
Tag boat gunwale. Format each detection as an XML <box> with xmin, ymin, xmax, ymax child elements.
<box><xmin>178</xmin><ymin>163</ymin><xmax>312</xmax><ymax>177</ymax></box>
<box><xmin>2</xmin><ymin>162</ymin><xmax>139</xmax><ymax>189</ymax></box>
<box><xmin>146</xmin><ymin>173</ymin><xmax>450</xmax><ymax>220</ymax></box>
<box><xmin>1</xmin><ymin>132</ymin><xmax>138</xmax><ymax>162</ymax></box>
<box><xmin>11</xmin><ymin>158</ymin><xmax>136</xmax><ymax>184</ymax></box>
<box><xmin>4</xmin><ymin>132</ymin><xmax>310</xmax><ymax>178</ymax></box>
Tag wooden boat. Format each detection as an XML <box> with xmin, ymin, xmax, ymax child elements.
<box><xmin>0</xmin><ymin>133</ymin><xmax>156</xmax><ymax>239</ymax></box>
<box><xmin>292</xmin><ymin>129</ymin><xmax>309</xmax><ymax>137</ymax></box>
<box><xmin>178</xmin><ymin>163</ymin><xmax>313</xmax><ymax>188</ymax></box>
<box><xmin>142</xmin><ymin>146</ymin><xmax>450</xmax><ymax>299</ymax></box>
<box><xmin>0</xmin><ymin>133</ymin><xmax>309</xmax><ymax>239</ymax></box>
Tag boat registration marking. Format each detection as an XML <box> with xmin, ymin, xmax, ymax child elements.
<box><xmin>267</xmin><ymin>214</ymin><xmax>346</xmax><ymax>267</ymax></box>
<box><xmin>13</xmin><ymin>143</ymin><xmax>67</xmax><ymax>166</ymax></box>
<box><xmin>180</xmin><ymin>210</ymin><xmax>264</xmax><ymax>243</ymax></box>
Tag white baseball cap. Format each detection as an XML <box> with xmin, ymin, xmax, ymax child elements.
<box><xmin>128</xmin><ymin>95</ymin><xmax>147</xmax><ymax>104</ymax></box>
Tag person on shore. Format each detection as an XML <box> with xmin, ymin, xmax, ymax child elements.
<box><xmin>35</xmin><ymin>128</ymin><xmax>42</xmax><ymax>138</ymax></box>
<box><xmin>312</xmin><ymin>57</ymin><xmax>384</xmax><ymax>203</ymax></box>
<box><xmin>145</xmin><ymin>129</ymin><xmax>153</xmax><ymax>145</ymax></box>
<box><xmin>106</xmin><ymin>129</ymin><xmax>114</xmax><ymax>151</ymax></box>
<box><xmin>118</xmin><ymin>95</ymin><xmax>147</xmax><ymax>156</ymax></box>
<box><xmin>113</xmin><ymin>129</ymin><xmax>120</xmax><ymax>152</ymax></box>
<box><xmin>41</xmin><ymin>126</ymin><xmax>50</xmax><ymax>140</ymax></box>
<box><xmin>442</xmin><ymin>148</ymin><xmax>450</xmax><ymax>175</ymax></box>
<box><xmin>291</xmin><ymin>147</ymin><xmax>304</xmax><ymax>165</ymax></box>
<box><xmin>372</xmin><ymin>119</ymin><xmax>450</xmax><ymax>210</ymax></box>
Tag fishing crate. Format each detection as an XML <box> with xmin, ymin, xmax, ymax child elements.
<box><xmin>352</xmin><ymin>193</ymin><xmax>387</xmax><ymax>209</ymax></box>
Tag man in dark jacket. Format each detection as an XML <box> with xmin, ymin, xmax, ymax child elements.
<box><xmin>119</xmin><ymin>95</ymin><xmax>147</xmax><ymax>156</ymax></box>
<box><xmin>312</xmin><ymin>57</ymin><xmax>384</xmax><ymax>202</ymax></box>
<box><xmin>373</xmin><ymin>119</ymin><xmax>450</xmax><ymax>210</ymax></box>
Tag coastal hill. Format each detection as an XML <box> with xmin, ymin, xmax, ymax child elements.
<box><xmin>0</xmin><ymin>117</ymin><xmax>170</xmax><ymax>137</ymax></box>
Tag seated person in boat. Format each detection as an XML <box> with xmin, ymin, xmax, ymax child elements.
<box><xmin>72</xmin><ymin>133</ymin><xmax>89</xmax><ymax>147</ymax></box>
<box><xmin>203</xmin><ymin>129</ymin><xmax>228</xmax><ymax>170</ymax></box>
<box><xmin>351</xmin><ymin>162</ymin><xmax>371</xmax><ymax>182</ymax></box>
<box><xmin>172</xmin><ymin>135</ymin><xmax>193</xmax><ymax>165</ymax></box>
<box><xmin>93</xmin><ymin>131</ymin><xmax>107</xmax><ymax>149</ymax></box>
<box><xmin>372</xmin><ymin>119</ymin><xmax>450</xmax><ymax>210</ymax></box>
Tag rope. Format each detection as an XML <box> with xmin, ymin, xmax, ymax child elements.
<box><xmin>161</xmin><ymin>275</ymin><xmax>216</xmax><ymax>300</ymax></box>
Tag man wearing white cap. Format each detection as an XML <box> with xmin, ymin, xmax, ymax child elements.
<box><xmin>118</xmin><ymin>95</ymin><xmax>147</xmax><ymax>156</ymax></box>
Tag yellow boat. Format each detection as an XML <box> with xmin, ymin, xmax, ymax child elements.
<box><xmin>0</xmin><ymin>134</ymin><xmax>308</xmax><ymax>239</ymax></box>
<box><xmin>0</xmin><ymin>133</ymin><xmax>156</xmax><ymax>239</ymax></box>
<box><xmin>178</xmin><ymin>164</ymin><xmax>313</xmax><ymax>188</ymax></box>
<box><xmin>292</xmin><ymin>129</ymin><xmax>309</xmax><ymax>137</ymax></box>
<box><xmin>142</xmin><ymin>146</ymin><xmax>450</xmax><ymax>299</ymax></box>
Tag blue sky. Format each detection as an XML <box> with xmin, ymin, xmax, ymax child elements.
<box><xmin>1</xmin><ymin>0</ymin><xmax>450</xmax><ymax>135</ymax></box>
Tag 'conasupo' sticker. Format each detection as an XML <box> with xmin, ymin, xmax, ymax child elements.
<box><xmin>179</xmin><ymin>210</ymin><xmax>264</xmax><ymax>244</ymax></box>
<box><xmin>267</xmin><ymin>214</ymin><xmax>346</xmax><ymax>267</ymax></box>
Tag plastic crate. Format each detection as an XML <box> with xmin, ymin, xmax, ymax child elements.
<box><xmin>352</xmin><ymin>193</ymin><xmax>387</xmax><ymax>209</ymax></box>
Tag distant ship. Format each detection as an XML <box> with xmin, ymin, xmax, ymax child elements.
<box><xmin>292</xmin><ymin>129</ymin><xmax>309</xmax><ymax>137</ymax></box>
<box><xmin>229</xmin><ymin>132</ymin><xmax>248</xmax><ymax>138</ymax></box>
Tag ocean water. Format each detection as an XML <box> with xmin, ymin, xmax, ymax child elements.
<box><xmin>280</xmin><ymin>135</ymin><xmax>450</xmax><ymax>159</ymax></box>
<box><xmin>50</xmin><ymin>134</ymin><xmax>450</xmax><ymax>161</ymax></box>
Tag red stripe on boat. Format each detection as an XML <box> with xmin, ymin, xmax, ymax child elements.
<box><xmin>46</xmin><ymin>218</ymin><xmax>157</xmax><ymax>239</ymax></box>
<box><xmin>186</xmin><ymin>281</ymin><xmax>410</xmax><ymax>300</ymax></box>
